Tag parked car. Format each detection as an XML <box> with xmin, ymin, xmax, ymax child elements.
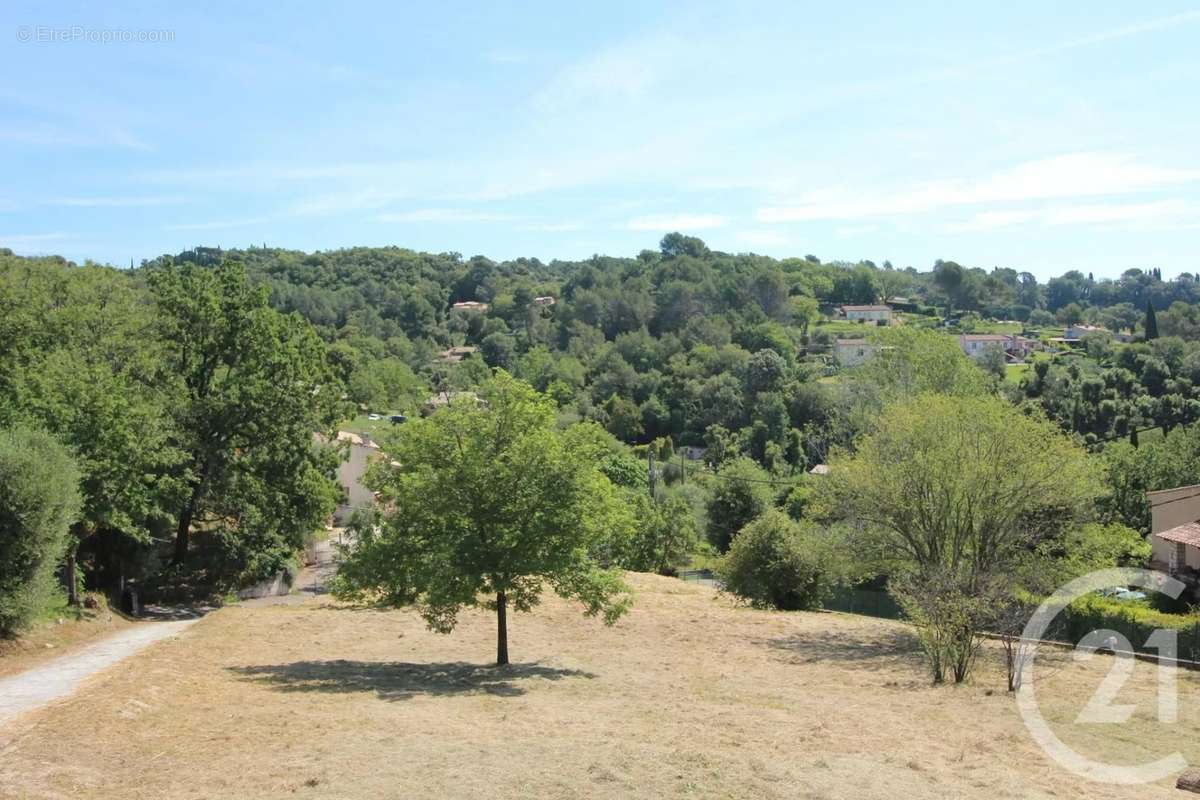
<box><xmin>389</xmin><ymin>414</ymin><xmax>407</xmax><ymax>424</ymax></box>
<box><xmin>1097</xmin><ymin>586</ymin><xmax>1147</xmax><ymax>601</ymax></box>
<box><xmin>367</xmin><ymin>413</ymin><xmax>381</xmax><ymax>420</ymax></box>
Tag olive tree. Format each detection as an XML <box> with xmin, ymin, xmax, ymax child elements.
<box><xmin>0</xmin><ymin>428</ymin><xmax>80</xmax><ymax>636</ymax></box>
<box><xmin>334</xmin><ymin>371</ymin><xmax>634</xmax><ymax>665</ymax></box>
<box><xmin>827</xmin><ymin>393</ymin><xmax>1098</xmax><ymax>683</ymax></box>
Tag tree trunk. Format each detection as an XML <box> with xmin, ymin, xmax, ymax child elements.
<box><xmin>496</xmin><ymin>590</ymin><xmax>509</xmax><ymax>666</ymax></box>
<box><xmin>173</xmin><ymin>481</ymin><xmax>203</xmax><ymax>565</ymax></box>
<box><xmin>66</xmin><ymin>547</ymin><xmax>79</xmax><ymax>606</ymax></box>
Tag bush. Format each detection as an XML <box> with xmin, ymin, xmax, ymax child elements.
<box><xmin>704</xmin><ymin>457</ymin><xmax>773</xmax><ymax>551</ymax></box>
<box><xmin>1029</xmin><ymin>309</ymin><xmax>1056</xmax><ymax>328</ymax></box>
<box><xmin>0</xmin><ymin>428</ymin><xmax>81</xmax><ymax>636</ymax></box>
<box><xmin>891</xmin><ymin>570</ymin><xmax>993</xmax><ymax>684</ymax></box>
<box><xmin>718</xmin><ymin>510</ymin><xmax>849</xmax><ymax>610</ymax></box>
<box><xmin>622</xmin><ymin>494</ymin><xmax>699</xmax><ymax>574</ymax></box>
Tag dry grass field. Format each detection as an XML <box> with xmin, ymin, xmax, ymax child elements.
<box><xmin>2</xmin><ymin>573</ymin><xmax>1199</xmax><ymax>799</ymax></box>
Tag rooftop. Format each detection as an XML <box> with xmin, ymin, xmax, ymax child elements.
<box><xmin>1153</xmin><ymin>521</ymin><xmax>1200</xmax><ymax>548</ymax></box>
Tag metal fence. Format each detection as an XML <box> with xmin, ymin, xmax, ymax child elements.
<box><xmin>822</xmin><ymin>587</ymin><xmax>905</xmax><ymax>620</ymax></box>
<box><xmin>677</xmin><ymin>569</ymin><xmax>723</xmax><ymax>589</ymax></box>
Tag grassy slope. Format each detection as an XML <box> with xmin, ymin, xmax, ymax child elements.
<box><xmin>337</xmin><ymin>413</ymin><xmax>404</xmax><ymax>439</ymax></box>
<box><xmin>0</xmin><ymin>573</ymin><xmax>1191</xmax><ymax>799</ymax></box>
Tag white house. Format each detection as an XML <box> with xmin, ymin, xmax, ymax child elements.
<box><xmin>840</xmin><ymin>304</ymin><xmax>893</xmax><ymax>324</ymax></box>
<box><xmin>332</xmin><ymin>431</ymin><xmax>381</xmax><ymax>525</ymax></box>
<box><xmin>959</xmin><ymin>334</ymin><xmax>1036</xmax><ymax>362</ymax></box>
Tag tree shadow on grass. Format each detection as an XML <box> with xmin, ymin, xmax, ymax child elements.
<box><xmin>758</xmin><ymin>627</ymin><xmax>928</xmax><ymax>677</ymax></box>
<box><xmin>227</xmin><ymin>660</ymin><xmax>595</xmax><ymax>701</ymax></box>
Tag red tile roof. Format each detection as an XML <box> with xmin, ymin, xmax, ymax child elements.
<box><xmin>1154</xmin><ymin>521</ymin><xmax>1200</xmax><ymax>548</ymax></box>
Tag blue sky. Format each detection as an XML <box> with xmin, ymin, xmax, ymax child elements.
<box><xmin>2</xmin><ymin>1</ymin><xmax>1199</xmax><ymax>279</ymax></box>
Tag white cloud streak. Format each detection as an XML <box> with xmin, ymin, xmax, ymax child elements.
<box><xmin>163</xmin><ymin>217</ymin><xmax>269</xmax><ymax>232</ymax></box>
<box><xmin>375</xmin><ymin>208</ymin><xmax>514</xmax><ymax>224</ymax></box>
<box><xmin>757</xmin><ymin>153</ymin><xmax>1200</xmax><ymax>222</ymax></box>
<box><xmin>45</xmin><ymin>195</ymin><xmax>185</xmax><ymax>208</ymax></box>
<box><xmin>627</xmin><ymin>213</ymin><xmax>727</xmax><ymax>231</ymax></box>
<box><xmin>0</xmin><ymin>232</ymin><xmax>77</xmax><ymax>247</ymax></box>
<box><xmin>948</xmin><ymin>199</ymin><xmax>1200</xmax><ymax>232</ymax></box>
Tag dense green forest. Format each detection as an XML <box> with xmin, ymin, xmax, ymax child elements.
<box><xmin>152</xmin><ymin>236</ymin><xmax>1200</xmax><ymax>456</ymax></box>
<box><xmin>4</xmin><ymin>235</ymin><xmax>1200</xmax><ymax>638</ymax></box>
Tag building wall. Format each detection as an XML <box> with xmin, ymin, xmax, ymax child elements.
<box><xmin>835</xmin><ymin>342</ymin><xmax>876</xmax><ymax>366</ymax></box>
<box><xmin>846</xmin><ymin>309</ymin><xmax>891</xmax><ymax>322</ymax></box>
<box><xmin>1148</xmin><ymin>485</ymin><xmax>1200</xmax><ymax>534</ymax></box>
<box><xmin>1150</xmin><ymin>535</ymin><xmax>1200</xmax><ymax>571</ymax></box>
<box><xmin>334</xmin><ymin>442</ymin><xmax>378</xmax><ymax>525</ymax></box>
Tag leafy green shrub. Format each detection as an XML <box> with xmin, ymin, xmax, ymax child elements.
<box><xmin>1063</xmin><ymin>594</ymin><xmax>1200</xmax><ymax>636</ymax></box>
<box><xmin>705</xmin><ymin>457</ymin><xmax>773</xmax><ymax>551</ymax></box>
<box><xmin>718</xmin><ymin>510</ymin><xmax>849</xmax><ymax>610</ymax></box>
<box><xmin>0</xmin><ymin>428</ymin><xmax>81</xmax><ymax>636</ymax></box>
<box><xmin>615</xmin><ymin>494</ymin><xmax>699</xmax><ymax>575</ymax></box>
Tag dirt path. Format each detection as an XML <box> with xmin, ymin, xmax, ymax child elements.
<box><xmin>241</xmin><ymin>532</ymin><xmax>339</xmax><ymax>608</ymax></box>
<box><xmin>0</xmin><ymin>534</ymin><xmax>341</xmax><ymax>729</ymax></box>
<box><xmin>0</xmin><ymin>617</ymin><xmax>198</xmax><ymax>728</ymax></box>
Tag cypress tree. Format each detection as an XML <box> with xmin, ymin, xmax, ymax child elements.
<box><xmin>1145</xmin><ymin>301</ymin><xmax>1159</xmax><ymax>340</ymax></box>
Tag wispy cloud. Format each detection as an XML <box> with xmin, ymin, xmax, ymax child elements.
<box><xmin>45</xmin><ymin>195</ymin><xmax>185</xmax><ymax>208</ymax></box>
<box><xmin>628</xmin><ymin>213</ymin><xmax>727</xmax><ymax>231</ymax></box>
<box><xmin>484</xmin><ymin>49</ymin><xmax>529</xmax><ymax>65</ymax></box>
<box><xmin>516</xmin><ymin>221</ymin><xmax>585</xmax><ymax>233</ymax></box>
<box><xmin>948</xmin><ymin>199</ymin><xmax>1200</xmax><ymax>233</ymax></box>
<box><xmin>758</xmin><ymin>153</ymin><xmax>1200</xmax><ymax>222</ymax></box>
<box><xmin>290</xmin><ymin>188</ymin><xmax>412</xmax><ymax>216</ymax></box>
<box><xmin>736</xmin><ymin>229</ymin><xmax>788</xmax><ymax>248</ymax></box>
<box><xmin>533</xmin><ymin>33</ymin><xmax>684</xmax><ymax>112</ymax></box>
<box><xmin>164</xmin><ymin>217</ymin><xmax>269</xmax><ymax>232</ymax></box>
<box><xmin>974</xmin><ymin>9</ymin><xmax>1200</xmax><ymax>70</ymax></box>
<box><xmin>136</xmin><ymin>161</ymin><xmax>417</xmax><ymax>186</ymax></box>
<box><xmin>1</xmin><ymin>231</ymin><xmax>77</xmax><ymax>247</ymax></box>
<box><xmin>375</xmin><ymin>208</ymin><xmax>515</xmax><ymax>224</ymax></box>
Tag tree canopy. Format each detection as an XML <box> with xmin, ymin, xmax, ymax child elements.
<box><xmin>333</xmin><ymin>371</ymin><xmax>634</xmax><ymax>665</ymax></box>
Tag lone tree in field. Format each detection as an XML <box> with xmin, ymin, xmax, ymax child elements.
<box><xmin>334</xmin><ymin>371</ymin><xmax>633</xmax><ymax>665</ymax></box>
<box><xmin>827</xmin><ymin>393</ymin><xmax>1097</xmax><ymax>683</ymax></box>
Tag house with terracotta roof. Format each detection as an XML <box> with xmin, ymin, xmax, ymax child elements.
<box><xmin>1148</xmin><ymin>484</ymin><xmax>1200</xmax><ymax>577</ymax></box>
<box><xmin>1152</xmin><ymin>523</ymin><xmax>1200</xmax><ymax>575</ymax></box>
